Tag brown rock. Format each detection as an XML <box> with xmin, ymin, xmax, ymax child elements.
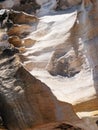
<box><xmin>0</xmin><ymin>4</ymin><xmax>3</xmax><ymax>9</ymax></box>
<box><xmin>9</xmin><ymin>10</ymin><xmax>38</xmax><ymax>24</ymax></box>
<box><xmin>7</xmin><ymin>24</ymin><xmax>32</xmax><ymax>37</ymax></box>
<box><xmin>47</xmin><ymin>48</ymin><xmax>82</xmax><ymax>77</ymax></box>
<box><xmin>8</xmin><ymin>36</ymin><xmax>22</xmax><ymax>47</ymax></box>
<box><xmin>23</xmin><ymin>38</ymin><xmax>36</xmax><ymax>47</ymax></box>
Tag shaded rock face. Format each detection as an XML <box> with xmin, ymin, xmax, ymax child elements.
<box><xmin>33</xmin><ymin>123</ymin><xmax>83</xmax><ymax>130</ymax></box>
<box><xmin>56</xmin><ymin>0</ymin><xmax>82</xmax><ymax>10</ymax></box>
<box><xmin>0</xmin><ymin>9</ymin><xmax>38</xmax><ymax>30</ymax></box>
<box><xmin>13</xmin><ymin>0</ymin><xmax>40</xmax><ymax>14</ymax></box>
<box><xmin>47</xmin><ymin>48</ymin><xmax>82</xmax><ymax>77</ymax></box>
<box><xmin>46</xmin><ymin>22</ymin><xmax>83</xmax><ymax>77</ymax></box>
<box><xmin>0</xmin><ymin>0</ymin><xmax>20</xmax><ymax>10</ymax></box>
<box><xmin>54</xmin><ymin>123</ymin><xmax>82</xmax><ymax>130</ymax></box>
<box><xmin>0</xmin><ymin>0</ymin><xmax>82</xmax><ymax>14</ymax></box>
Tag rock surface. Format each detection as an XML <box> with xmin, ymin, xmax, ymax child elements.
<box><xmin>0</xmin><ymin>48</ymin><xmax>85</xmax><ymax>130</ymax></box>
<box><xmin>0</xmin><ymin>0</ymin><xmax>98</xmax><ymax>130</ymax></box>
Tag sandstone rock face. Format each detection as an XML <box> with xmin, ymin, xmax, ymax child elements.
<box><xmin>0</xmin><ymin>0</ymin><xmax>98</xmax><ymax>130</ymax></box>
<box><xmin>0</xmin><ymin>48</ymin><xmax>85</xmax><ymax>130</ymax></box>
<box><xmin>17</xmin><ymin>0</ymin><xmax>98</xmax><ymax>125</ymax></box>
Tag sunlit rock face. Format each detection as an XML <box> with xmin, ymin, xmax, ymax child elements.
<box><xmin>0</xmin><ymin>0</ymin><xmax>98</xmax><ymax>130</ymax></box>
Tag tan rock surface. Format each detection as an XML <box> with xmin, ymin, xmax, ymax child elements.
<box><xmin>23</xmin><ymin>38</ymin><xmax>36</xmax><ymax>48</ymax></box>
<box><xmin>0</xmin><ymin>0</ymin><xmax>98</xmax><ymax>130</ymax></box>
<box><xmin>19</xmin><ymin>0</ymin><xmax>98</xmax><ymax>122</ymax></box>
<box><xmin>7</xmin><ymin>24</ymin><xmax>32</xmax><ymax>37</ymax></box>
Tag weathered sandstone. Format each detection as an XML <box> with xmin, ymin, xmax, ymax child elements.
<box><xmin>0</xmin><ymin>0</ymin><xmax>98</xmax><ymax>130</ymax></box>
<box><xmin>0</xmin><ymin>48</ymin><xmax>85</xmax><ymax>130</ymax></box>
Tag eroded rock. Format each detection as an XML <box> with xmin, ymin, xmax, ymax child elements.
<box><xmin>0</xmin><ymin>48</ymin><xmax>83</xmax><ymax>130</ymax></box>
<box><xmin>0</xmin><ymin>0</ymin><xmax>98</xmax><ymax>130</ymax></box>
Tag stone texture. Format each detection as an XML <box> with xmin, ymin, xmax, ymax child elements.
<box><xmin>8</xmin><ymin>10</ymin><xmax>38</xmax><ymax>24</ymax></box>
<box><xmin>0</xmin><ymin>0</ymin><xmax>98</xmax><ymax>130</ymax></box>
<box><xmin>0</xmin><ymin>48</ymin><xmax>84</xmax><ymax>130</ymax></box>
<box><xmin>8</xmin><ymin>36</ymin><xmax>22</xmax><ymax>47</ymax></box>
